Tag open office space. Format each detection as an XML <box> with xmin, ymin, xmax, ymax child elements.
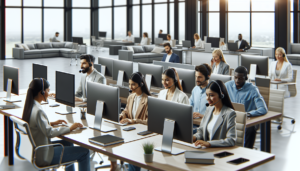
<box><xmin>0</xmin><ymin>0</ymin><xmax>300</xmax><ymax>171</ymax></box>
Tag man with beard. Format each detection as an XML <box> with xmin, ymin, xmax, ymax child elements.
<box><xmin>236</xmin><ymin>33</ymin><xmax>250</xmax><ymax>52</ymax></box>
<box><xmin>75</xmin><ymin>54</ymin><xmax>106</xmax><ymax>102</ymax></box>
<box><xmin>190</xmin><ymin>64</ymin><xmax>212</xmax><ymax>133</ymax></box>
<box><xmin>161</xmin><ymin>43</ymin><xmax>179</xmax><ymax>63</ymax></box>
<box><xmin>225</xmin><ymin>66</ymin><xmax>267</xmax><ymax>148</ymax></box>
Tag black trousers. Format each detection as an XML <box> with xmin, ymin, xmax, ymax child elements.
<box><xmin>244</xmin><ymin>126</ymin><xmax>257</xmax><ymax>149</ymax></box>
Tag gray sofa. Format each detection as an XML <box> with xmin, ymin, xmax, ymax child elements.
<box><xmin>287</xmin><ymin>43</ymin><xmax>300</xmax><ymax>65</ymax></box>
<box><xmin>13</xmin><ymin>42</ymin><xmax>86</xmax><ymax>59</ymax></box>
<box><xmin>118</xmin><ymin>45</ymin><xmax>166</xmax><ymax>63</ymax></box>
<box><xmin>103</xmin><ymin>40</ymin><xmax>135</xmax><ymax>47</ymax></box>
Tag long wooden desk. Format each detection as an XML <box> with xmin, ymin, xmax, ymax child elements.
<box><xmin>0</xmin><ymin>97</ymin><xmax>275</xmax><ymax>170</ymax></box>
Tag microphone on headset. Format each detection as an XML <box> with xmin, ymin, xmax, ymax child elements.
<box><xmin>166</xmin><ymin>83</ymin><xmax>175</xmax><ymax>89</ymax></box>
<box><xmin>206</xmin><ymin>98</ymin><xmax>221</xmax><ymax>107</ymax></box>
<box><xmin>79</xmin><ymin>69</ymin><xmax>84</xmax><ymax>73</ymax></box>
<box><xmin>129</xmin><ymin>86</ymin><xmax>140</xmax><ymax>93</ymax></box>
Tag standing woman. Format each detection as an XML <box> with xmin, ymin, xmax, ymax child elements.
<box><xmin>192</xmin><ymin>33</ymin><xmax>202</xmax><ymax>48</ymax></box>
<box><xmin>140</xmin><ymin>32</ymin><xmax>149</xmax><ymax>45</ymax></box>
<box><xmin>22</xmin><ymin>78</ymin><xmax>89</xmax><ymax>171</ymax></box>
<box><xmin>269</xmin><ymin>47</ymin><xmax>293</xmax><ymax>98</ymax></box>
<box><xmin>158</xmin><ymin>68</ymin><xmax>189</xmax><ymax>104</ymax></box>
<box><xmin>119</xmin><ymin>72</ymin><xmax>151</xmax><ymax>125</ymax></box>
<box><xmin>193</xmin><ymin>80</ymin><xmax>236</xmax><ymax>148</ymax></box>
<box><xmin>211</xmin><ymin>49</ymin><xmax>230</xmax><ymax>75</ymax></box>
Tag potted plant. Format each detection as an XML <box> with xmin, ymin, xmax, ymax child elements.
<box><xmin>142</xmin><ymin>142</ymin><xmax>154</xmax><ymax>163</ymax></box>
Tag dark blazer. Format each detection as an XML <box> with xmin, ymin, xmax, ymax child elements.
<box><xmin>235</xmin><ymin>39</ymin><xmax>250</xmax><ymax>51</ymax></box>
<box><xmin>162</xmin><ymin>53</ymin><xmax>180</xmax><ymax>63</ymax></box>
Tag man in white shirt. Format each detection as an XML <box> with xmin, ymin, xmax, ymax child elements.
<box><xmin>161</xmin><ymin>43</ymin><xmax>179</xmax><ymax>63</ymax></box>
<box><xmin>52</xmin><ymin>32</ymin><xmax>60</xmax><ymax>42</ymax></box>
<box><xmin>123</xmin><ymin>31</ymin><xmax>134</xmax><ymax>42</ymax></box>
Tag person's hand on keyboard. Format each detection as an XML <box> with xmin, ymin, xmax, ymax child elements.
<box><xmin>70</xmin><ymin>123</ymin><xmax>83</xmax><ymax>131</ymax></box>
<box><xmin>194</xmin><ymin>140</ymin><xmax>211</xmax><ymax>148</ymax></box>
<box><xmin>51</xmin><ymin>120</ymin><xmax>67</xmax><ymax>126</ymax></box>
<box><xmin>120</xmin><ymin>118</ymin><xmax>131</xmax><ymax>125</ymax></box>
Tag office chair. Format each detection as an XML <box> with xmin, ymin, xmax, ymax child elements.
<box><xmin>70</xmin><ymin>43</ymin><xmax>80</xmax><ymax>66</ymax></box>
<box><xmin>235</xmin><ymin>112</ymin><xmax>247</xmax><ymax>147</ymax></box>
<box><xmin>10</xmin><ymin>116</ymin><xmax>76</xmax><ymax>171</ymax></box>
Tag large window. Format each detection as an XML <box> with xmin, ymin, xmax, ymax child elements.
<box><xmin>99</xmin><ymin>8</ymin><xmax>112</xmax><ymax>39</ymax></box>
<box><xmin>6</xmin><ymin>8</ymin><xmax>21</xmax><ymax>58</ymax></box>
<box><xmin>169</xmin><ymin>3</ymin><xmax>175</xmax><ymax>39</ymax></box>
<box><xmin>114</xmin><ymin>7</ymin><xmax>127</xmax><ymax>40</ymax></box>
<box><xmin>142</xmin><ymin>5</ymin><xmax>152</xmax><ymax>39</ymax></box>
<box><xmin>6</xmin><ymin>0</ymin><xmax>21</xmax><ymax>6</ymax></box>
<box><xmin>73</xmin><ymin>0</ymin><xmax>90</xmax><ymax>7</ymax></box>
<box><xmin>44</xmin><ymin>9</ymin><xmax>64</xmax><ymax>43</ymax></box>
<box><xmin>24</xmin><ymin>9</ymin><xmax>42</xmax><ymax>43</ymax></box>
<box><xmin>208</xmin><ymin>0</ymin><xmax>219</xmax><ymax>37</ymax></box>
<box><xmin>24</xmin><ymin>0</ymin><xmax>41</xmax><ymax>7</ymax></box>
<box><xmin>228</xmin><ymin>13</ymin><xmax>250</xmax><ymax>42</ymax></box>
<box><xmin>72</xmin><ymin>9</ymin><xmax>91</xmax><ymax>45</ymax></box>
<box><xmin>252</xmin><ymin>13</ymin><xmax>274</xmax><ymax>47</ymax></box>
<box><xmin>155</xmin><ymin>4</ymin><xmax>167</xmax><ymax>37</ymax></box>
<box><xmin>132</xmin><ymin>6</ymin><xmax>140</xmax><ymax>37</ymax></box>
<box><xmin>44</xmin><ymin>0</ymin><xmax>64</xmax><ymax>7</ymax></box>
<box><xmin>179</xmin><ymin>2</ymin><xmax>185</xmax><ymax>42</ymax></box>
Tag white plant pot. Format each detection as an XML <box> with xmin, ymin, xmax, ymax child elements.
<box><xmin>144</xmin><ymin>153</ymin><xmax>154</xmax><ymax>163</ymax></box>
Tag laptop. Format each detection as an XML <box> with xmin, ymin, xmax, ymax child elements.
<box><xmin>227</xmin><ymin>42</ymin><xmax>239</xmax><ymax>51</ymax></box>
<box><xmin>155</xmin><ymin>38</ymin><xmax>163</xmax><ymax>45</ymax></box>
<box><xmin>232</xmin><ymin>103</ymin><xmax>246</xmax><ymax>112</ymax></box>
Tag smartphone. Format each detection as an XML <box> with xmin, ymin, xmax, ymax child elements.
<box><xmin>50</xmin><ymin>104</ymin><xmax>60</xmax><ymax>107</ymax></box>
<box><xmin>214</xmin><ymin>151</ymin><xmax>234</xmax><ymax>158</ymax></box>
<box><xmin>123</xmin><ymin>127</ymin><xmax>136</xmax><ymax>131</ymax></box>
<box><xmin>227</xmin><ymin>158</ymin><xmax>249</xmax><ymax>165</ymax></box>
<box><xmin>137</xmin><ymin>130</ymin><xmax>152</xmax><ymax>136</ymax></box>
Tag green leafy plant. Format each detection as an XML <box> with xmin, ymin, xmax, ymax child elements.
<box><xmin>142</xmin><ymin>142</ymin><xmax>154</xmax><ymax>154</ymax></box>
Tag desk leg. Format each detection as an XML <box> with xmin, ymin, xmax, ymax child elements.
<box><xmin>260</xmin><ymin>123</ymin><xmax>266</xmax><ymax>152</ymax></box>
<box><xmin>266</xmin><ymin>121</ymin><xmax>271</xmax><ymax>153</ymax></box>
<box><xmin>5</xmin><ymin>116</ymin><xmax>14</xmax><ymax>165</ymax></box>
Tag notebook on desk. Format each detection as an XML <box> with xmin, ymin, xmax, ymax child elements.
<box><xmin>89</xmin><ymin>135</ymin><xmax>124</xmax><ymax>146</ymax></box>
<box><xmin>185</xmin><ymin>151</ymin><xmax>215</xmax><ymax>164</ymax></box>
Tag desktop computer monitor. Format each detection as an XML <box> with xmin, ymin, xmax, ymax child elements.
<box><xmin>182</xmin><ymin>41</ymin><xmax>192</xmax><ymax>48</ymax></box>
<box><xmin>94</xmin><ymin>64</ymin><xmax>101</xmax><ymax>73</ymax></box>
<box><xmin>241</xmin><ymin>54</ymin><xmax>269</xmax><ymax>76</ymax></box>
<box><xmin>148</xmin><ymin>97</ymin><xmax>193</xmax><ymax>154</ymax></box>
<box><xmin>3</xmin><ymin>66</ymin><xmax>19</xmax><ymax>96</ymax></box>
<box><xmin>227</xmin><ymin>42</ymin><xmax>239</xmax><ymax>51</ymax></box>
<box><xmin>138</xmin><ymin>63</ymin><xmax>163</xmax><ymax>88</ymax></box>
<box><xmin>153</xmin><ymin>60</ymin><xmax>195</xmax><ymax>71</ymax></box>
<box><xmin>159</xmin><ymin>34</ymin><xmax>168</xmax><ymax>40</ymax></box>
<box><xmin>72</xmin><ymin>37</ymin><xmax>83</xmax><ymax>45</ymax></box>
<box><xmin>98</xmin><ymin>57</ymin><xmax>113</xmax><ymax>77</ymax></box>
<box><xmin>210</xmin><ymin>74</ymin><xmax>232</xmax><ymax>84</ymax></box>
<box><xmin>99</xmin><ymin>31</ymin><xmax>107</xmax><ymax>38</ymax></box>
<box><xmin>207</xmin><ymin>37</ymin><xmax>220</xmax><ymax>48</ymax></box>
<box><xmin>174</xmin><ymin>68</ymin><xmax>195</xmax><ymax>94</ymax></box>
<box><xmin>55</xmin><ymin>71</ymin><xmax>75</xmax><ymax>114</ymax></box>
<box><xmin>87</xmin><ymin>82</ymin><xmax>120</xmax><ymax>122</ymax></box>
<box><xmin>112</xmin><ymin>60</ymin><xmax>133</xmax><ymax>83</ymax></box>
<box><xmin>32</xmin><ymin>63</ymin><xmax>47</xmax><ymax>80</ymax></box>
<box><xmin>134</xmin><ymin>37</ymin><xmax>141</xmax><ymax>43</ymax></box>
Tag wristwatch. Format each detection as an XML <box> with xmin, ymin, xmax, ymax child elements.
<box><xmin>247</xmin><ymin>113</ymin><xmax>251</xmax><ymax>117</ymax></box>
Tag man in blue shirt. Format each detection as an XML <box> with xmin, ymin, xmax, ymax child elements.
<box><xmin>225</xmin><ymin>66</ymin><xmax>268</xmax><ymax>148</ymax></box>
<box><xmin>190</xmin><ymin>64</ymin><xmax>212</xmax><ymax>133</ymax></box>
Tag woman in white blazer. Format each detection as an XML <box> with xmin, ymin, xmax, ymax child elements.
<box><xmin>140</xmin><ymin>32</ymin><xmax>148</xmax><ymax>45</ymax></box>
<box><xmin>22</xmin><ymin>78</ymin><xmax>90</xmax><ymax>171</ymax></box>
<box><xmin>158</xmin><ymin>68</ymin><xmax>189</xmax><ymax>104</ymax></box>
<box><xmin>269</xmin><ymin>47</ymin><xmax>293</xmax><ymax>98</ymax></box>
<box><xmin>192</xmin><ymin>33</ymin><xmax>202</xmax><ymax>48</ymax></box>
<box><xmin>162</xmin><ymin>34</ymin><xmax>173</xmax><ymax>47</ymax></box>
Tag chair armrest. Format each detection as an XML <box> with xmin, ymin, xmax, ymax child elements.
<box><xmin>33</xmin><ymin>143</ymin><xmax>64</xmax><ymax>169</ymax></box>
<box><xmin>13</xmin><ymin>48</ymin><xmax>24</xmax><ymax>59</ymax></box>
<box><xmin>119</xmin><ymin>50</ymin><xmax>133</xmax><ymax>61</ymax></box>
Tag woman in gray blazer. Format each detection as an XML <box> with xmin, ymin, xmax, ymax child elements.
<box><xmin>193</xmin><ymin>80</ymin><xmax>236</xmax><ymax>148</ymax></box>
<box><xmin>22</xmin><ymin>78</ymin><xmax>90</xmax><ymax>171</ymax></box>
<box><xmin>211</xmin><ymin>49</ymin><xmax>230</xmax><ymax>75</ymax></box>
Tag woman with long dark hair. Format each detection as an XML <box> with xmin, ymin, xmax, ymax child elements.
<box><xmin>157</xmin><ymin>68</ymin><xmax>189</xmax><ymax>104</ymax></box>
<box><xmin>193</xmin><ymin>80</ymin><xmax>236</xmax><ymax>148</ymax></box>
<box><xmin>22</xmin><ymin>78</ymin><xmax>90</xmax><ymax>171</ymax></box>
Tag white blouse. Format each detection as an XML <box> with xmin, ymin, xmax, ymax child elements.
<box><xmin>194</xmin><ymin>39</ymin><xmax>202</xmax><ymax>48</ymax></box>
<box><xmin>213</xmin><ymin>64</ymin><xmax>219</xmax><ymax>74</ymax></box>
<box><xmin>140</xmin><ymin>37</ymin><xmax>148</xmax><ymax>45</ymax></box>
<box><xmin>157</xmin><ymin>87</ymin><xmax>189</xmax><ymax>105</ymax></box>
<box><xmin>131</xmin><ymin>93</ymin><xmax>143</xmax><ymax>119</ymax></box>
<box><xmin>207</xmin><ymin>114</ymin><xmax>220</xmax><ymax>141</ymax></box>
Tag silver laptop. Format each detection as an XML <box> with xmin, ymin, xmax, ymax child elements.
<box><xmin>232</xmin><ymin>103</ymin><xmax>246</xmax><ymax>112</ymax></box>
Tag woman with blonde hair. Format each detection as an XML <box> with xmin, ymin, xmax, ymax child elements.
<box><xmin>211</xmin><ymin>49</ymin><xmax>230</xmax><ymax>75</ymax></box>
<box><xmin>269</xmin><ymin>47</ymin><xmax>293</xmax><ymax>97</ymax></box>
<box><xmin>192</xmin><ymin>33</ymin><xmax>202</xmax><ymax>48</ymax></box>
<box><xmin>158</xmin><ymin>68</ymin><xmax>189</xmax><ymax>104</ymax></box>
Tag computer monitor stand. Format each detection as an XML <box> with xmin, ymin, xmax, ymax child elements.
<box><xmin>3</xmin><ymin>79</ymin><xmax>21</xmax><ymax>103</ymax></box>
<box><xmin>204</xmin><ymin>43</ymin><xmax>211</xmax><ymax>53</ymax></box>
<box><xmin>55</xmin><ymin>106</ymin><xmax>76</xmax><ymax>115</ymax></box>
<box><xmin>249</xmin><ymin>64</ymin><xmax>257</xmax><ymax>82</ymax></box>
<box><xmin>145</xmin><ymin>74</ymin><xmax>152</xmax><ymax>92</ymax></box>
<box><xmin>89</xmin><ymin>100</ymin><xmax>117</xmax><ymax>132</ymax></box>
<box><xmin>101</xmin><ymin>65</ymin><xmax>106</xmax><ymax>76</ymax></box>
<box><xmin>154</xmin><ymin>118</ymin><xmax>185</xmax><ymax>155</ymax></box>
<box><xmin>117</xmin><ymin>70</ymin><xmax>124</xmax><ymax>87</ymax></box>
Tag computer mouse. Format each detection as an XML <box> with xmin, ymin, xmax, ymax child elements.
<box><xmin>195</xmin><ymin>145</ymin><xmax>202</xmax><ymax>148</ymax></box>
<box><xmin>201</xmin><ymin>146</ymin><xmax>207</xmax><ymax>149</ymax></box>
<box><xmin>194</xmin><ymin>117</ymin><xmax>200</xmax><ymax>119</ymax></box>
<box><xmin>121</xmin><ymin>122</ymin><xmax>128</xmax><ymax>126</ymax></box>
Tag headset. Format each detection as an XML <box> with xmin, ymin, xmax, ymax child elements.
<box><xmin>129</xmin><ymin>73</ymin><xmax>144</xmax><ymax>93</ymax></box>
<box><xmin>238</xmin><ymin>66</ymin><xmax>248</xmax><ymax>80</ymax></box>
<box><xmin>79</xmin><ymin>55</ymin><xmax>94</xmax><ymax>73</ymax></box>
<box><xmin>209</xmin><ymin>80</ymin><xmax>224</xmax><ymax>99</ymax></box>
<box><xmin>163</xmin><ymin>68</ymin><xmax>177</xmax><ymax>89</ymax></box>
<box><xmin>40</xmin><ymin>78</ymin><xmax>46</xmax><ymax>101</ymax></box>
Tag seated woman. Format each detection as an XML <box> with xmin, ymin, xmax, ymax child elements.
<box><xmin>161</xmin><ymin>34</ymin><xmax>173</xmax><ymax>47</ymax></box>
<box><xmin>22</xmin><ymin>78</ymin><xmax>89</xmax><ymax>171</ymax></box>
<box><xmin>140</xmin><ymin>32</ymin><xmax>149</xmax><ymax>45</ymax></box>
<box><xmin>192</xmin><ymin>33</ymin><xmax>202</xmax><ymax>48</ymax></box>
<box><xmin>269</xmin><ymin>47</ymin><xmax>293</xmax><ymax>98</ymax></box>
<box><xmin>158</xmin><ymin>68</ymin><xmax>189</xmax><ymax>104</ymax></box>
<box><xmin>110</xmin><ymin>72</ymin><xmax>151</xmax><ymax>171</ymax></box>
<box><xmin>119</xmin><ymin>72</ymin><xmax>151</xmax><ymax>125</ymax></box>
<box><xmin>193</xmin><ymin>80</ymin><xmax>236</xmax><ymax>148</ymax></box>
<box><xmin>211</xmin><ymin>49</ymin><xmax>230</xmax><ymax>75</ymax></box>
